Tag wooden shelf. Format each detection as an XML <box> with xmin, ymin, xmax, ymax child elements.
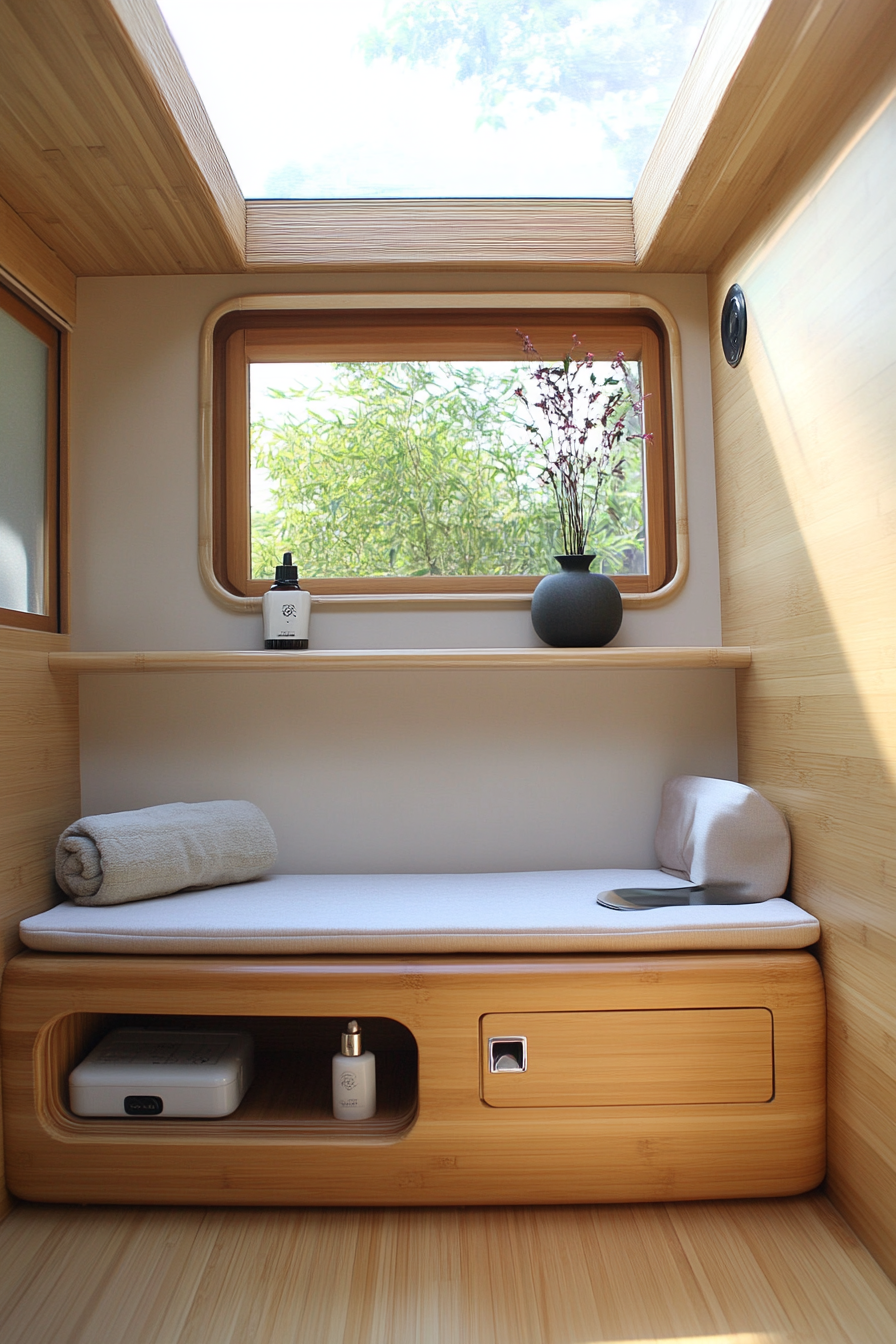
<box><xmin>48</xmin><ymin>646</ymin><xmax>751</xmax><ymax>674</ymax></box>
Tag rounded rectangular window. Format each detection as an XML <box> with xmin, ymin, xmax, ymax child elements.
<box><xmin>212</xmin><ymin>307</ymin><xmax>675</xmax><ymax>598</ymax></box>
<box><xmin>0</xmin><ymin>284</ymin><xmax>63</xmax><ymax>631</ymax></box>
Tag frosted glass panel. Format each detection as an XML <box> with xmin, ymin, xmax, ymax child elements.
<box><xmin>0</xmin><ymin>306</ymin><xmax>48</xmax><ymax>614</ymax></box>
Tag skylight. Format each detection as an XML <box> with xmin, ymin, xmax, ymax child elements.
<box><xmin>157</xmin><ymin>0</ymin><xmax>715</xmax><ymax>199</ymax></box>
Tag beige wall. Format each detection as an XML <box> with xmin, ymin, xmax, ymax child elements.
<box><xmin>70</xmin><ymin>270</ymin><xmax>725</xmax><ymax>652</ymax></box>
<box><xmin>70</xmin><ymin>270</ymin><xmax>737</xmax><ymax>875</ymax></box>
<box><xmin>711</xmin><ymin>65</ymin><xmax>896</xmax><ymax>1278</ymax></box>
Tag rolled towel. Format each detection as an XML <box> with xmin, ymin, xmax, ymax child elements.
<box><xmin>654</xmin><ymin>775</ymin><xmax>791</xmax><ymax>901</ymax></box>
<box><xmin>55</xmin><ymin>800</ymin><xmax>278</xmax><ymax>906</ymax></box>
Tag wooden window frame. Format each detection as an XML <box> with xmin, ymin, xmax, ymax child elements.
<box><xmin>0</xmin><ymin>282</ymin><xmax>66</xmax><ymax>634</ymax></box>
<box><xmin>199</xmin><ymin>293</ymin><xmax>689</xmax><ymax>612</ymax></box>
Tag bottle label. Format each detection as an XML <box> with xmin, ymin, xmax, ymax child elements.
<box><xmin>263</xmin><ymin>589</ymin><xmax>310</xmax><ymax>642</ymax></box>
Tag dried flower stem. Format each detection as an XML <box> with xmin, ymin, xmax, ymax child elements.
<box><xmin>515</xmin><ymin>332</ymin><xmax>651</xmax><ymax>557</ymax></box>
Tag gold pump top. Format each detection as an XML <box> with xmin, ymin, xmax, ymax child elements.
<box><xmin>341</xmin><ymin>1020</ymin><xmax>362</xmax><ymax>1056</ymax></box>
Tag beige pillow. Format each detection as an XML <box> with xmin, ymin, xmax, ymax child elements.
<box><xmin>655</xmin><ymin>776</ymin><xmax>791</xmax><ymax>901</ymax></box>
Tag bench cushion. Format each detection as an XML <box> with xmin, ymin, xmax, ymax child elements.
<box><xmin>19</xmin><ymin>870</ymin><xmax>819</xmax><ymax>955</ymax></box>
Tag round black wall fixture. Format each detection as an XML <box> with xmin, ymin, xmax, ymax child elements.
<box><xmin>721</xmin><ymin>284</ymin><xmax>747</xmax><ymax>367</ymax></box>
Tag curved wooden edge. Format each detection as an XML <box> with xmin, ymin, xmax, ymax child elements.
<box><xmin>197</xmin><ymin>291</ymin><xmax>688</xmax><ymax>615</ymax></box>
<box><xmin>47</xmin><ymin>647</ymin><xmax>751</xmax><ymax>674</ymax></box>
<box><xmin>32</xmin><ymin>1014</ymin><xmax>419</xmax><ymax>1149</ymax></box>
<box><xmin>624</xmin><ymin>293</ymin><xmax>688</xmax><ymax>608</ymax></box>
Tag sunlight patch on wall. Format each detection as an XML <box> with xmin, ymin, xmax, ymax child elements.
<box><xmin>156</xmin><ymin>0</ymin><xmax>715</xmax><ymax>199</ymax></box>
<box><xmin>738</xmin><ymin>85</ymin><xmax>896</xmax><ymax>780</ymax></box>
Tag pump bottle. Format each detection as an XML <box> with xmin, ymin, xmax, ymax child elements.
<box><xmin>262</xmin><ymin>552</ymin><xmax>311</xmax><ymax>649</ymax></box>
<box><xmin>332</xmin><ymin>1020</ymin><xmax>376</xmax><ymax>1120</ymax></box>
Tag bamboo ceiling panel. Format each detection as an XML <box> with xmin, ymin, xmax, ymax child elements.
<box><xmin>0</xmin><ymin>0</ymin><xmax>245</xmax><ymax>275</ymax></box>
<box><xmin>634</xmin><ymin>0</ymin><xmax>896</xmax><ymax>272</ymax></box>
<box><xmin>245</xmin><ymin>200</ymin><xmax>637</xmax><ymax>271</ymax></box>
<box><xmin>0</xmin><ymin>194</ymin><xmax>75</xmax><ymax>325</ymax></box>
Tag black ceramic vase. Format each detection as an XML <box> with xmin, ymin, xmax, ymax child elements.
<box><xmin>530</xmin><ymin>554</ymin><xmax>623</xmax><ymax>648</ymax></box>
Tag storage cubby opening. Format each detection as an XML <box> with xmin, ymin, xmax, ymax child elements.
<box><xmin>44</xmin><ymin>1012</ymin><xmax>418</xmax><ymax>1142</ymax></box>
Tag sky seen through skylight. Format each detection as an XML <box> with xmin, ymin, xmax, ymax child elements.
<box><xmin>156</xmin><ymin>0</ymin><xmax>716</xmax><ymax>199</ymax></box>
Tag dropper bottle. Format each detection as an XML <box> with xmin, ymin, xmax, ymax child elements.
<box><xmin>262</xmin><ymin>551</ymin><xmax>311</xmax><ymax>649</ymax></box>
<box><xmin>332</xmin><ymin>1019</ymin><xmax>377</xmax><ymax>1120</ymax></box>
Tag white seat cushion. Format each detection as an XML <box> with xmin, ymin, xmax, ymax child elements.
<box><xmin>19</xmin><ymin>869</ymin><xmax>819</xmax><ymax>955</ymax></box>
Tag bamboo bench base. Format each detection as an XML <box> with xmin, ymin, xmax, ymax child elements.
<box><xmin>1</xmin><ymin>950</ymin><xmax>825</xmax><ymax>1206</ymax></box>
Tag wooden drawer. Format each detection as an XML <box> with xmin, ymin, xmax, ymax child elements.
<box><xmin>481</xmin><ymin>1008</ymin><xmax>774</xmax><ymax>1107</ymax></box>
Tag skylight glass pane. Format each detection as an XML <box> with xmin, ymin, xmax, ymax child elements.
<box><xmin>157</xmin><ymin>0</ymin><xmax>716</xmax><ymax>198</ymax></box>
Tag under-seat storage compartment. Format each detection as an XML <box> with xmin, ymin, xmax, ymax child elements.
<box><xmin>481</xmin><ymin>1009</ymin><xmax>774</xmax><ymax>1107</ymax></box>
<box><xmin>47</xmin><ymin>1013</ymin><xmax>418</xmax><ymax>1141</ymax></box>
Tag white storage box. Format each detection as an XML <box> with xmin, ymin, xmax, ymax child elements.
<box><xmin>69</xmin><ymin>1028</ymin><xmax>254</xmax><ymax>1118</ymax></box>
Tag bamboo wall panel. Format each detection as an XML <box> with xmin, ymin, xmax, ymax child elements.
<box><xmin>636</xmin><ymin>0</ymin><xmax>896</xmax><ymax>273</ymax></box>
<box><xmin>710</xmin><ymin>60</ymin><xmax>896</xmax><ymax>1281</ymax></box>
<box><xmin>0</xmin><ymin>195</ymin><xmax>76</xmax><ymax>326</ymax></box>
<box><xmin>246</xmin><ymin>200</ymin><xmax>636</xmax><ymax>271</ymax></box>
<box><xmin>0</xmin><ymin>0</ymin><xmax>244</xmax><ymax>275</ymax></box>
<box><xmin>0</xmin><ymin>627</ymin><xmax>80</xmax><ymax>1218</ymax></box>
<box><xmin>2</xmin><ymin>1194</ymin><xmax>896</xmax><ymax>1344</ymax></box>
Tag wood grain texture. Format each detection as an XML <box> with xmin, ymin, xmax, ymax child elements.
<box><xmin>710</xmin><ymin>58</ymin><xmax>896</xmax><ymax>1281</ymax></box>
<box><xmin>246</xmin><ymin>199</ymin><xmax>636</xmax><ymax>270</ymax></box>
<box><xmin>106</xmin><ymin>0</ymin><xmax>245</xmax><ymax>259</ymax></box>
<box><xmin>481</xmin><ymin>1008</ymin><xmax>773</xmax><ymax>1107</ymax></box>
<box><xmin>0</xmin><ymin>626</ymin><xmax>80</xmax><ymax>1219</ymax></box>
<box><xmin>47</xmin><ymin>647</ymin><xmax>752</xmax><ymax>673</ymax></box>
<box><xmin>1</xmin><ymin>1193</ymin><xmax>896</xmax><ymax>1344</ymax></box>
<box><xmin>1</xmin><ymin>951</ymin><xmax>825</xmax><ymax>1207</ymax></box>
<box><xmin>635</xmin><ymin>0</ymin><xmax>896</xmax><ymax>272</ymax></box>
<box><xmin>0</xmin><ymin>194</ymin><xmax>76</xmax><ymax>326</ymax></box>
<box><xmin>0</xmin><ymin>0</ymin><xmax>244</xmax><ymax>276</ymax></box>
<box><xmin>634</xmin><ymin>0</ymin><xmax>772</xmax><ymax>262</ymax></box>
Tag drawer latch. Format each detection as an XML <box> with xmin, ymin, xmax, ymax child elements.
<box><xmin>488</xmin><ymin>1036</ymin><xmax>527</xmax><ymax>1073</ymax></box>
